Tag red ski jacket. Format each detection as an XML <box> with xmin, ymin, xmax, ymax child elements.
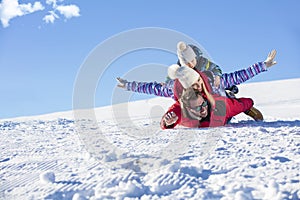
<box><xmin>160</xmin><ymin>95</ymin><xmax>253</xmax><ymax>129</ymax></box>
<box><xmin>161</xmin><ymin>69</ymin><xmax>253</xmax><ymax>129</ymax></box>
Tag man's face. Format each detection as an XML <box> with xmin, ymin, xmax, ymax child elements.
<box><xmin>187</xmin><ymin>95</ymin><xmax>208</xmax><ymax>119</ymax></box>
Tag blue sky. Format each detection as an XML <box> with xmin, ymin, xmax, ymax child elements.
<box><xmin>1</xmin><ymin>0</ymin><xmax>300</xmax><ymax>119</ymax></box>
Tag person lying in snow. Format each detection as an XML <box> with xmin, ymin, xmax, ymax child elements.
<box><xmin>160</xmin><ymin>87</ymin><xmax>255</xmax><ymax>129</ymax></box>
<box><xmin>117</xmin><ymin>42</ymin><xmax>277</xmax><ymax>100</ymax></box>
<box><xmin>160</xmin><ymin>65</ymin><xmax>265</xmax><ymax>129</ymax></box>
<box><xmin>160</xmin><ymin>51</ymin><xmax>277</xmax><ymax>128</ymax></box>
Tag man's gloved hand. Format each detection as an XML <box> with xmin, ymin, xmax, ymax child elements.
<box><xmin>264</xmin><ymin>49</ymin><xmax>277</xmax><ymax>68</ymax></box>
<box><xmin>116</xmin><ymin>77</ymin><xmax>128</xmax><ymax>88</ymax></box>
<box><xmin>163</xmin><ymin>111</ymin><xmax>178</xmax><ymax>126</ymax></box>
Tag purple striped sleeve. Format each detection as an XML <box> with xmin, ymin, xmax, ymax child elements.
<box><xmin>221</xmin><ymin>62</ymin><xmax>267</xmax><ymax>89</ymax></box>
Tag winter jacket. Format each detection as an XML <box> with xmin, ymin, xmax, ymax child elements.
<box><xmin>160</xmin><ymin>95</ymin><xmax>254</xmax><ymax>129</ymax></box>
<box><xmin>160</xmin><ymin>68</ymin><xmax>254</xmax><ymax>129</ymax></box>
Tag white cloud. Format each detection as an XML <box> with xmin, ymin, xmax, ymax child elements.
<box><xmin>56</xmin><ymin>4</ymin><xmax>80</xmax><ymax>19</ymax></box>
<box><xmin>43</xmin><ymin>11</ymin><xmax>59</xmax><ymax>24</ymax></box>
<box><xmin>0</xmin><ymin>0</ymin><xmax>44</xmax><ymax>28</ymax></box>
<box><xmin>46</xmin><ymin>0</ymin><xmax>57</xmax><ymax>6</ymax></box>
<box><xmin>0</xmin><ymin>0</ymin><xmax>81</xmax><ymax>28</ymax></box>
<box><xmin>45</xmin><ymin>0</ymin><xmax>63</xmax><ymax>7</ymax></box>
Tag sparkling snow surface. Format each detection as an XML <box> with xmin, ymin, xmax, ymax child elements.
<box><xmin>1</xmin><ymin>79</ymin><xmax>300</xmax><ymax>200</ymax></box>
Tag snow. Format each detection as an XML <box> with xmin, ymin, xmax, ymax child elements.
<box><xmin>40</xmin><ymin>171</ymin><xmax>56</xmax><ymax>184</ymax></box>
<box><xmin>1</xmin><ymin>78</ymin><xmax>300</xmax><ymax>200</ymax></box>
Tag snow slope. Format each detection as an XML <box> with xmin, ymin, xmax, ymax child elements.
<box><xmin>1</xmin><ymin>78</ymin><xmax>300</xmax><ymax>200</ymax></box>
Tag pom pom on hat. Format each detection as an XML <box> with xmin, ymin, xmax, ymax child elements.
<box><xmin>177</xmin><ymin>41</ymin><xmax>196</xmax><ymax>65</ymax></box>
<box><xmin>168</xmin><ymin>64</ymin><xmax>181</xmax><ymax>80</ymax></box>
<box><xmin>177</xmin><ymin>41</ymin><xmax>187</xmax><ymax>51</ymax></box>
<box><xmin>168</xmin><ymin>64</ymin><xmax>200</xmax><ymax>89</ymax></box>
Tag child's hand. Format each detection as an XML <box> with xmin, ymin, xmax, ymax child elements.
<box><xmin>264</xmin><ymin>50</ymin><xmax>277</xmax><ymax>68</ymax></box>
<box><xmin>116</xmin><ymin>77</ymin><xmax>128</xmax><ymax>88</ymax></box>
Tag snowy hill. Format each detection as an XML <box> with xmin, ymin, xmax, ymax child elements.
<box><xmin>1</xmin><ymin>78</ymin><xmax>300</xmax><ymax>200</ymax></box>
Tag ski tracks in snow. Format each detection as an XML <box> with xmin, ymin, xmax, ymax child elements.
<box><xmin>0</xmin><ymin>117</ymin><xmax>300</xmax><ymax>199</ymax></box>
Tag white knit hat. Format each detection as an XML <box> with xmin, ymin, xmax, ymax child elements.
<box><xmin>168</xmin><ymin>64</ymin><xmax>199</xmax><ymax>89</ymax></box>
<box><xmin>177</xmin><ymin>41</ymin><xmax>196</xmax><ymax>65</ymax></box>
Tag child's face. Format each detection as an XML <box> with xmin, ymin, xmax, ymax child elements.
<box><xmin>187</xmin><ymin>58</ymin><xmax>197</xmax><ymax>68</ymax></box>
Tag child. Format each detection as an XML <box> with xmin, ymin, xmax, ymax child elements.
<box><xmin>117</xmin><ymin>42</ymin><xmax>276</xmax><ymax>100</ymax></box>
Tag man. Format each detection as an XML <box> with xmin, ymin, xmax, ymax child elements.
<box><xmin>161</xmin><ymin>61</ymin><xmax>268</xmax><ymax>129</ymax></box>
<box><xmin>161</xmin><ymin>87</ymin><xmax>255</xmax><ymax>129</ymax></box>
